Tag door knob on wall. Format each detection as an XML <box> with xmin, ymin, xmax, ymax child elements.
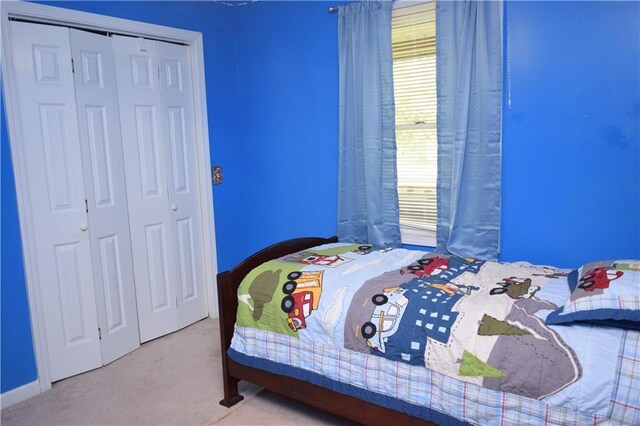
<box><xmin>171</xmin><ymin>204</ymin><xmax>178</xmax><ymax>211</ymax></box>
<box><xmin>80</xmin><ymin>224</ymin><xmax>88</xmax><ymax>231</ymax></box>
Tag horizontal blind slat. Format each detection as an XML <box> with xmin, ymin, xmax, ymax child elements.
<box><xmin>393</xmin><ymin>3</ymin><xmax>437</xmax><ymax>238</ymax></box>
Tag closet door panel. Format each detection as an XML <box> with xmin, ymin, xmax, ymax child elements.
<box><xmin>134</xmin><ymin>105</ymin><xmax>163</xmax><ymax>197</ymax></box>
<box><xmin>112</xmin><ymin>35</ymin><xmax>178</xmax><ymax>342</ymax></box>
<box><xmin>144</xmin><ymin>222</ymin><xmax>172</xmax><ymax>311</ymax></box>
<box><xmin>158</xmin><ymin>42</ymin><xmax>208</xmax><ymax>328</ymax></box>
<box><xmin>9</xmin><ymin>21</ymin><xmax>101</xmax><ymax>381</ymax></box>
<box><xmin>70</xmin><ymin>29</ymin><xmax>140</xmax><ymax>364</ymax></box>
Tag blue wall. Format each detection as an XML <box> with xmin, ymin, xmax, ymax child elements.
<box><xmin>230</xmin><ymin>1</ymin><xmax>342</xmax><ymax>257</ymax></box>
<box><xmin>2</xmin><ymin>0</ymin><xmax>638</xmax><ymax>394</ymax></box>
<box><xmin>500</xmin><ymin>1</ymin><xmax>640</xmax><ymax>267</ymax></box>
<box><xmin>1</xmin><ymin>88</ymin><xmax>38</xmax><ymax>393</ymax></box>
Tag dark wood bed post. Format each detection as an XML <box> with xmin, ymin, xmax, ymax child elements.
<box><xmin>217</xmin><ymin>267</ymin><xmax>244</xmax><ymax>407</ymax></box>
<box><xmin>217</xmin><ymin>236</ymin><xmax>338</xmax><ymax>407</ymax></box>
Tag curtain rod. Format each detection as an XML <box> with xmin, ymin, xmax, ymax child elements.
<box><xmin>329</xmin><ymin>1</ymin><xmax>423</xmax><ymax>14</ymax></box>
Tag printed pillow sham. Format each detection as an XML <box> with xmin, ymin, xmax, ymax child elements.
<box><xmin>546</xmin><ymin>260</ymin><xmax>640</xmax><ymax>329</ymax></box>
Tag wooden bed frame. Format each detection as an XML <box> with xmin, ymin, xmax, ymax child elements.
<box><xmin>217</xmin><ymin>236</ymin><xmax>435</xmax><ymax>425</ymax></box>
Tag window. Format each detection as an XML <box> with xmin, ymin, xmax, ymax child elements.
<box><xmin>392</xmin><ymin>2</ymin><xmax>437</xmax><ymax>246</ymax></box>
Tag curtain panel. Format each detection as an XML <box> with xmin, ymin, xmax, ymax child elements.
<box><xmin>436</xmin><ymin>0</ymin><xmax>503</xmax><ymax>260</ymax></box>
<box><xmin>337</xmin><ymin>1</ymin><xmax>402</xmax><ymax>248</ymax></box>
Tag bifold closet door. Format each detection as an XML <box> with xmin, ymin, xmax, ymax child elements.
<box><xmin>112</xmin><ymin>35</ymin><xmax>178</xmax><ymax>342</ymax></box>
<box><xmin>157</xmin><ymin>42</ymin><xmax>208</xmax><ymax>329</ymax></box>
<box><xmin>69</xmin><ymin>28</ymin><xmax>141</xmax><ymax>364</ymax></box>
<box><xmin>9</xmin><ymin>21</ymin><xmax>102</xmax><ymax>381</ymax></box>
<box><xmin>8</xmin><ymin>20</ymin><xmax>208</xmax><ymax>382</ymax></box>
<box><xmin>112</xmin><ymin>35</ymin><xmax>208</xmax><ymax>342</ymax></box>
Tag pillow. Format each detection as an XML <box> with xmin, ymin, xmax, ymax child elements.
<box><xmin>545</xmin><ymin>260</ymin><xmax>640</xmax><ymax>329</ymax></box>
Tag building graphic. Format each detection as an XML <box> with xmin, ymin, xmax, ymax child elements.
<box><xmin>361</xmin><ymin>278</ymin><xmax>462</xmax><ymax>366</ymax></box>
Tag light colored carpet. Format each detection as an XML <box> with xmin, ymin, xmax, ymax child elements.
<box><xmin>1</xmin><ymin>319</ymin><xmax>356</xmax><ymax>425</ymax></box>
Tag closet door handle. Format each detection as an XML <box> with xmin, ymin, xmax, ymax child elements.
<box><xmin>80</xmin><ymin>224</ymin><xmax>88</xmax><ymax>231</ymax></box>
<box><xmin>171</xmin><ymin>204</ymin><xmax>178</xmax><ymax>211</ymax></box>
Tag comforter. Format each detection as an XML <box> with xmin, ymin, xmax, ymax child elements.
<box><xmin>229</xmin><ymin>243</ymin><xmax>639</xmax><ymax>425</ymax></box>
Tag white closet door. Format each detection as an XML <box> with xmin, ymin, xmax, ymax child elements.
<box><xmin>157</xmin><ymin>42</ymin><xmax>208</xmax><ymax>328</ymax></box>
<box><xmin>9</xmin><ymin>21</ymin><xmax>101</xmax><ymax>381</ymax></box>
<box><xmin>70</xmin><ymin>29</ymin><xmax>140</xmax><ymax>363</ymax></box>
<box><xmin>112</xmin><ymin>35</ymin><xmax>178</xmax><ymax>342</ymax></box>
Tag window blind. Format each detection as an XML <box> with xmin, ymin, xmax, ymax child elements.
<box><xmin>392</xmin><ymin>2</ymin><xmax>437</xmax><ymax>246</ymax></box>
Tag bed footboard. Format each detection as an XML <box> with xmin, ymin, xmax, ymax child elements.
<box><xmin>216</xmin><ymin>236</ymin><xmax>338</xmax><ymax>407</ymax></box>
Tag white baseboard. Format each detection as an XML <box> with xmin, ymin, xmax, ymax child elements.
<box><xmin>0</xmin><ymin>380</ymin><xmax>40</xmax><ymax>409</ymax></box>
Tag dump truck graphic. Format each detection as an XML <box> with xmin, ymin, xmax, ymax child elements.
<box><xmin>399</xmin><ymin>256</ymin><xmax>484</xmax><ymax>283</ymax></box>
<box><xmin>299</xmin><ymin>254</ymin><xmax>349</xmax><ymax>267</ymax></box>
<box><xmin>612</xmin><ymin>261</ymin><xmax>640</xmax><ymax>272</ymax></box>
<box><xmin>491</xmin><ymin>277</ymin><xmax>540</xmax><ymax>299</ymax></box>
<box><xmin>578</xmin><ymin>267</ymin><xmax>623</xmax><ymax>291</ymax></box>
<box><xmin>280</xmin><ymin>271</ymin><xmax>323</xmax><ymax>332</ymax></box>
<box><xmin>283</xmin><ymin>251</ymin><xmax>351</xmax><ymax>268</ymax></box>
<box><xmin>406</xmin><ymin>256</ymin><xmax>450</xmax><ymax>278</ymax></box>
<box><xmin>352</xmin><ymin>245</ymin><xmax>375</xmax><ymax>255</ymax></box>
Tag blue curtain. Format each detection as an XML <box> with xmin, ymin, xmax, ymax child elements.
<box><xmin>436</xmin><ymin>1</ymin><xmax>503</xmax><ymax>260</ymax></box>
<box><xmin>337</xmin><ymin>1</ymin><xmax>401</xmax><ymax>248</ymax></box>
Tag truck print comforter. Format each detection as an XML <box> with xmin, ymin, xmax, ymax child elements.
<box><xmin>229</xmin><ymin>243</ymin><xmax>640</xmax><ymax>425</ymax></box>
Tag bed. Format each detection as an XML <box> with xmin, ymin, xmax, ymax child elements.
<box><xmin>217</xmin><ymin>237</ymin><xmax>640</xmax><ymax>425</ymax></box>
